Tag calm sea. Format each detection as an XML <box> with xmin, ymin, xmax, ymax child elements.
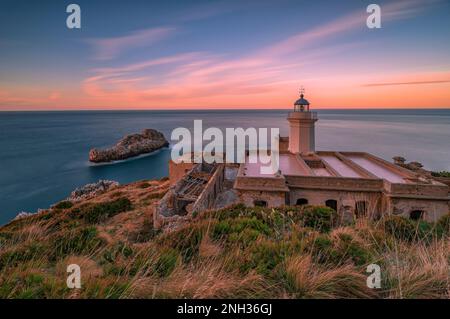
<box><xmin>1</xmin><ymin>109</ymin><xmax>449</xmax><ymax>225</ymax></box>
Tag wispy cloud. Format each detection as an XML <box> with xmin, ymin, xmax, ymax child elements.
<box><xmin>363</xmin><ymin>80</ymin><xmax>450</xmax><ymax>87</ymax></box>
<box><xmin>261</xmin><ymin>0</ymin><xmax>437</xmax><ymax>58</ymax></box>
<box><xmin>66</xmin><ymin>0</ymin><xmax>449</xmax><ymax>108</ymax></box>
<box><xmin>87</xmin><ymin>27</ymin><xmax>175</xmax><ymax>61</ymax></box>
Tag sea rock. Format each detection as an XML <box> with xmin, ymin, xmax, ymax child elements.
<box><xmin>14</xmin><ymin>212</ymin><xmax>34</xmax><ymax>220</ymax></box>
<box><xmin>68</xmin><ymin>180</ymin><xmax>119</xmax><ymax>201</ymax></box>
<box><xmin>89</xmin><ymin>129</ymin><xmax>169</xmax><ymax>163</ymax></box>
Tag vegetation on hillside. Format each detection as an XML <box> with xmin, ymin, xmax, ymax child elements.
<box><xmin>432</xmin><ymin>171</ymin><xmax>450</xmax><ymax>178</ymax></box>
<box><xmin>0</xmin><ymin>180</ymin><xmax>449</xmax><ymax>299</ymax></box>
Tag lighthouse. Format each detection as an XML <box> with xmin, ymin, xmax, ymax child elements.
<box><xmin>288</xmin><ymin>88</ymin><xmax>318</xmax><ymax>154</ymax></box>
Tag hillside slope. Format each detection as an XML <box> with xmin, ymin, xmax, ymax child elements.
<box><xmin>0</xmin><ymin>179</ymin><xmax>449</xmax><ymax>299</ymax></box>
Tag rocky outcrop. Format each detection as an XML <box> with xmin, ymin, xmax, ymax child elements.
<box><xmin>13</xmin><ymin>212</ymin><xmax>34</xmax><ymax>221</ymax></box>
<box><xmin>89</xmin><ymin>129</ymin><xmax>169</xmax><ymax>163</ymax></box>
<box><xmin>68</xmin><ymin>180</ymin><xmax>119</xmax><ymax>201</ymax></box>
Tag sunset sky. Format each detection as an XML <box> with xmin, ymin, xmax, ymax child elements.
<box><xmin>1</xmin><ymin>0</ymin><xmax>450</xmax><ymax>110</ymax></box>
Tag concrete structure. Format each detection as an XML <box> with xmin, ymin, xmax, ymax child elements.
<box><xmin>163</xmin><ymin>91</ymin><xmax>449</xmax><ymax>222</ymax></box>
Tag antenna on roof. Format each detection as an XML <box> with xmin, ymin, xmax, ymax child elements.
<box><xmin>299</xmin><ymin>86</ymin><xmax>305</xmax><ymax>98</ymax></box>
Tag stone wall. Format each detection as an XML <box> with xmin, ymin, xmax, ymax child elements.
<box><xmin>189</xmin><ymin>164</ymin><xmax>225</xmax><ymax>214</ymax></box>
<box><xmin>237</xmin><ymin>190</ymin><xmax>286</xmax><ymax>208</ymax></box>
<box><xmin>169</xmin><ymin>160</ymin><xmax>195</xmax><ymax>184</ymax></box>
<box><xmin>387</xmin><ymin>197</ymin><xmax>449</xmax><ymax>222</ymax></box>
<box><xmin>289</xmin><ymin>188</ymin><xmax>383</xmax><ymax>221</ymax></box>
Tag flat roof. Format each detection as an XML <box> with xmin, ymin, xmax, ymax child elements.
<box><xmin>344</xmin><ymin>154</ymin><xmax>407</xmax><ymax>183</ymax></box>
<box><xmin>242</xmin><ymin>153</ymin><xmax>312</xmax><ymax>177</ymax></box>
<box><xmin>240</xmin><ymin>151</ymin><xmax>420</xmax><ymax>185</ymax></box>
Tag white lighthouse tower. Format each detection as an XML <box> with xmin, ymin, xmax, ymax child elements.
<box><xmin>288</xmin><ymin>88</ymin><xmax>318</xmax><ymax>154</ymax></box>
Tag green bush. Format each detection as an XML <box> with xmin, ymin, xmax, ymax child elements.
<box><xmin>248</xmin><ymin>239</ymin><xmax>291</xmax><ymax>276</ymax></box>
<box><xmin>53</xmin><ymin>201</ymin><xmax>73</xmax><ymax>210</ymax></box>
<box><xmin>300</xmin><ymin>206</ymin><xmax>337</xmax><ymax>232</ymax></box>
<box><xmin>51</xmin><ymin>226</ymin><xmax>105</xmax><ymax>258</ymax></box>
<box><xmin>431</xmin><ymin>171</ymin><xmax>450</xmax><ymax>178</ymax></box>
<box><xmin>212</xmin><ymin>217</ymin><xmax>271</xmax><ymax>245</ymax></box>
<box><xmin>74</xmin><ymin>198</ymin><xmax>132</xmax><ymax>223</ymax></box>
<box><xmin>307</xmin><ymin>233</ymin><xmax>373</xmax><ymax>266</ymax></box>
<box><xmin>138</xmin><ymin>182</ymin><xmax>151</xmax><ymax>189</ymax></box>
<box><xmin>382</xmin><ymin>216</ymin><xmax>417</xmax><ymax>241</ymax></box>
<box><xmin>382</xmin><ymin>216</ymin><xmax>440</xmax><ymax>242</ymax></box>
<box><xmin>0</xmin><ymin>242</ymin><xmax>47</xmax><ymax>270</ymax></box>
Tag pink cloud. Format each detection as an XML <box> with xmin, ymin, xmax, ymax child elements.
<box><xmin>87</xmin><ymin>27</ymin><xmax>175</xmax><ymax>60</ymax></box>
<box><xmin>76</xmin><ymin>0</ymin><xmax>447</xmax><ymax>108</ymax></box>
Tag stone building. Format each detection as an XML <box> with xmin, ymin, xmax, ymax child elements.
<box><xmin>163</xmin><ymin>92</ymin><xmax>449</xmax><ymax>222</ymax></box>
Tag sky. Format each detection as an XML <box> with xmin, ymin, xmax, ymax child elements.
<box><xmin>0</xmin><ymin>0</ymin><xmax>450</xmax><ymax>110</ymax></box>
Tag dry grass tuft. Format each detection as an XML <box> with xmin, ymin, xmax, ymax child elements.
<box><xmin>283</xmin><ymin>255</ymin><xmax>376</xmax><ymax>299</ymax></box>
<box><xmin>128</xmin><ymin>258</ymin><xmax>270</xmax><ymax>299</ymax></box>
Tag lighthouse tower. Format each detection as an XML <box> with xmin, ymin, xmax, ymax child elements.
<box><xmin>288</xmin><ymin>88</ymin><xmax>318</xmax><ymax>154</ymax></box>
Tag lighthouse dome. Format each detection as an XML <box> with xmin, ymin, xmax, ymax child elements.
<box><xmin>294</xmin><ymin>94</ymin><xmax>310</xmax><ymax>106</ymax></box>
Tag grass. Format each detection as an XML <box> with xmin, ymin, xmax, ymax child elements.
<box><xmin>0</xmin><ymin>181</ymin><xmax>449</xmax><ymax>299</ymax></box>
<box><xmin>71</xmin><ymin>198</ymin><xmax>133</xmax><ymax>224</ymax></box>
<box><xmin>431</xmin><ymin>171</ymin><xmax>450</xmax><ymax>178</ymax></box>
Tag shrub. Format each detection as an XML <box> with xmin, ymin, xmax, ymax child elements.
<box><xmin>382</xmin><ymin>216</ymin><xmax>418</xmax><ymax>241</ymax></box>
<box><xmin>300</xmin><ymin>206</ymin><xmax>337</xmax><ymax>232</ymax></box>
<box><xmin>248</xmin><ymin>239</ymin><xmax>290</xmax><ymax>276</ymax></box>
<box><xmin>53</xmin><ymin>201</ymin><xmax>73</xmax><ymax>210</ymax></box>
<box><xmin>307</xmin><ymin>232</ymin><xmax>373</xmax><ymax>266</ymax></box>
<box><xmin>431</xmin><ymin>171</ymin><xmax>450</xmax><ymax>178</ymax></box>
<box><xmin>0</xmin><ymin>242</ymin><xmax>47</xmax><ymax>270</ymax></box>
<box><xmin>138</xmin><ymin>182</ymin><xmax>151</xmax><ymax>189</ymax></box>
<box><xmin>212</xmin><ymin>217</ymin><xmax>271</xmax><ymax>245</ymax></box>
<box><xmin>382</xmin><ymin>216</ymin><xmax>440</xmax><ymax>242</ymax></box>
<box><xmin>51</xmin><ymin>226</ymin><xmax>105</xmax><ymax>258</ymax></box>
<box><xmin>74</xmin><ymin>198</ymin><xmax>132</xmax><ymax>224</ymax></box>
<box><xmin>0</xmin><ymin>272</ymin><xmax>68</xmax><ymax>299</ymax></box>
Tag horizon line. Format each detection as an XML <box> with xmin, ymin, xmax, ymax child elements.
<box><xmin>1</xmin><ymin>107</ymin><xmax>450</xmax><ymax>112</ymax></box>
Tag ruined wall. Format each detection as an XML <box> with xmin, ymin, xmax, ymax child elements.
<box><xmin>189</xmin><ymin>164</ymin><xmax>225</xmax><ymax>214</ymax></box>
<box><xmin>169</xmin><ymin>160</ymin><xmax>195</xmax><ymax>184</ymax></box>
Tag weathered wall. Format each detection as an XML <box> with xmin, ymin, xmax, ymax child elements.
<box><xmin>387</xmin><ymin>197</ymin><xmax>448</xmax><ymax>222</ymax></box>
<box><xmin>237</xmin><ymin>190</ymin><xmax>286</xmax><ymax>208</ymax></box>
<box><xmin>189</xmin><ymin>164</ymin><xmax>225</xmax><ymax>214</ymax></box>
<box><xmin>169</xmin><ymin>160</ymin><xmax>195</xmax><ymax>185</ymax></box>
<box><xmin>289</xmin><ymin>188</ymin><xmax>383</xmax><ymax>221</ymax></box>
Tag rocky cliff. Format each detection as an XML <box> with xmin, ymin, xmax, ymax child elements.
<box><xmin>89</xmin><ymin>129</ymin><xmax>169</xmax><ymax>163</ymax></box>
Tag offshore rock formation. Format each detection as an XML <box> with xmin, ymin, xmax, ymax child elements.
<box><xmin>89</xmin><ymin>129</ymin><xmax>169</xmax><ymax>163</ymax></box>
<box><xmin>68</xmin><ymin>180</ymin><xmax>119</xmax><ymax>201</ymax></box>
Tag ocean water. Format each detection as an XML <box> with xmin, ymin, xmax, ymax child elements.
<box><xmin>0</xmin><ymin>109</ymin><xmax>449</xmax><ymax>225</ymax></box>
